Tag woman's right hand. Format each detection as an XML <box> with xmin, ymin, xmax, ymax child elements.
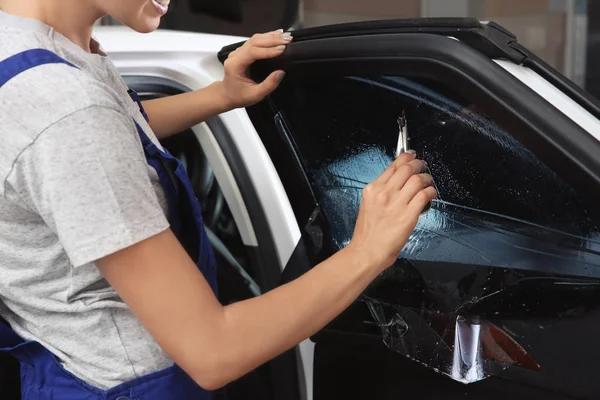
<box><xmin>347</xmin><ymin>151</ymin><xmax>437</xmax><ymax>271</ymax></box>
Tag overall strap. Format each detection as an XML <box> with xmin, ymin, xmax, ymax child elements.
<box><xmin>128</xmin><ymin>91</ymin><xmax>217</xmax><ymax>294</ymax></box>
<box><xmin>128</xmin><ymin>89</ymin><xmax>150</xmax><ymax>122</ymax></box>
<box><xmin>0</xmin><ymin>49</ymin><xmax>78</xmax><ymax>87</ymax></box>
<box><xmin>0</xmin><ymin>319</ymin><xmax>27</xmax><ymax>349</ymax></box>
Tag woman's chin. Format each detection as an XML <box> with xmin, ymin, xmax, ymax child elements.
<box><xmin>128</xmin><ymin>17</ymin><xmax>161</xmax><ymax>34</ymax></box>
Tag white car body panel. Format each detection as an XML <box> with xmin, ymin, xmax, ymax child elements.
<box><xmin>495</xmin><ymin>59</ymin><xmax>600</xmax><ymax>141</ymax></box>
<box><xmin>191</xmin><ymin>122</ymin><xmax>258</xmax><ymax>247</ymax></box>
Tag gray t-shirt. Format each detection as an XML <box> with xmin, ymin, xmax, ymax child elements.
<box><xmin>0</xmin><ymin>11</ymin><xmax>175</xmax><ymax>389</ymax></box>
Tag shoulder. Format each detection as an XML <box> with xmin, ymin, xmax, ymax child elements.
<box><xmin>0</xmin><ymin>27</ymin><xmax>131</xmax><ymax>135</ymax></box>
<box><xmin>0</xmin><ymin>60</ymin><xmax>127</xmax><ymax>134</ymax></box>
<box><xmin>0</xmin><ymin>29</ymin><xmax>142</xmax><ymax>191</ymax></box>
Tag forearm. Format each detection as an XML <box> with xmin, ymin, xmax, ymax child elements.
<box><xmin>208</xmin><ymin>245</ymin><xmax>382</xmax><ymax>388</ymax></box>
<box><xmin>98</xmin><ymin>150</ymin><xmax>434</xmax><ymax>391</ymax></box>
<box><xmin>141</xmin><ymin>81</ymin><xmax>233</xmax><ymax>139</ymax></box>
<box><xmin>101</xmin><ymin>230</ymin><xmax>384</xmax><ymax>390</ymax></box>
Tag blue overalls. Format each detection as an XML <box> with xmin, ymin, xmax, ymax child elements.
<box><xmin>0</xmin><ymin>49</ymin><xmax>218</xmax><ymax>399</ymax></box>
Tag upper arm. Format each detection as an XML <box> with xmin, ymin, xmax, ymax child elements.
<box><xmin>96</xmin><ymin>228</ymin><xmax>225</xmax><ymax>388</ymax></box>
<box><xmin>8</xmin><ymin>106</ymin><xmax>168</xmax><ymax>267</ymax></box>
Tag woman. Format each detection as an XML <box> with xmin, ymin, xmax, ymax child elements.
<box><xmin>0</xmin><ymin>0</ymin><xmax>436</xmax><ymax>399</ymax></box>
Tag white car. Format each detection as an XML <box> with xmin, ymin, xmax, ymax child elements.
<box><xmin>93</xmin><ymin>18</ymin><xmax>600</xmax><ymax>400</ymax></box>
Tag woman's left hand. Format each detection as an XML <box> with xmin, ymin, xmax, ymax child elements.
<box><xmin>221</xmin><ymin>29</ymin><xmax>292</xmax><ymax>109</ymax></box>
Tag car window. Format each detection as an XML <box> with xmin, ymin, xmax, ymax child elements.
<box><xmin>265</xmin><ymin>74</ymin><xmax>600</xmax><ymax>384</ymax></box>
<box><xmin>269</xmin><ymin>76</ymin><xmax>600</xmax><ymax>273</ymax></box>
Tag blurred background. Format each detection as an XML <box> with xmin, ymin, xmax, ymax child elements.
<box><xmin>102</xmin><ymin>0</ymin><xmax>600</xmax><ymax>99</ymax></box>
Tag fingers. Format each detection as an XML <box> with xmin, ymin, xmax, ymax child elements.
<box><xmin>248</xmin><ymin>30</ymin><xmax>293</xmax><ymax>48</ymax></box>
<box><xmin>228</xmin><ymin>30</ymin><xmax>293</xmax><ymax>72</ymax></box>
<box><xmin>372</xmin><ymin>151</ymin><xmax>417</xmax><ymax>185</ymax></box>
<box><xmin>406</xmin><ymin>186</ymin><xmax>438</xmax><ymax>215</ymax></box>
<box><xmin>386</xmin><ymin>158</ymin><xmax>427</xmax><ymax>190</ymax></box>
<box><xmin>250</xmin><ymin>70</ymin><xmax>287</xmax><ymax>102</ymax></box>
<box><xmin>397</xmin><ymin>173</ymin><xmax>434</xmax><ymax>204</ymax></box>
<box><xmin>374</xmin><ymin>151</ymin><xmax>436</xmax><ymax>213</ymax></box>
<box><xmin>246</xmin><ymin>45</ymin><xmax>287</xmax><ymax>62</ymax></box>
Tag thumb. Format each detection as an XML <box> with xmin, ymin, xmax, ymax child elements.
<box><xmin>252</xmin><ymin>70</ymin><xmax>286</xmax><ymax>100</ymax></box>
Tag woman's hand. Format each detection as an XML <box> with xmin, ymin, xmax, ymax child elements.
<box><xmin>348</xmin><ymin>151</ymin><xmax>437</xmax><ymax>271</ymax></box>
<box><xmin>142</xmin><ymin>30</ymin><xmax>292</xmax><ymax>138</ymax></box>
<box><xmin>221</xmin><ymin>29</ymin><xmax>292</xmax><ymax>109</ymax></box>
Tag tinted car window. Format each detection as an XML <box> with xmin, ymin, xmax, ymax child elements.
<box><xmin>274</xmin><ymin>76</ymin><xmax>597</xmax><ymax>234</ymax></box>
<box><xmin>269</xmin><ymin>76</ymin><xmax>600</xmax><ymax>275</ymax></box>
<box><xmin>265</xmin><ymin>74</ymin><xmax>600</xmax><ymax>387</ymax></box>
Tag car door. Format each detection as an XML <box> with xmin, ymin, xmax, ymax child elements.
<box><xmin>219</xmin><ymin>18</ymin><xmax>600</xmax><ymax>400</ymax></box>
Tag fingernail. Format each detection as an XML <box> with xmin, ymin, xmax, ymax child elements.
<box><xmin>276</xmin><ymin>29</ymin><xmax>284</xmax><ymax>33</ymax></box>
<box><xmin>282</xmin><ymin>32</ymin><xmax>293</xmax><ymax>41</ymax></box>
<box><xmin>406</xmin><ymin>149</ymin><xmax>416</xmax><ymax>155</ymax></box>
<box><xmin>275</xmin><ymin>45</ymin><xmax>286</xmax><ymax>52</ymax></box>
<box><xmin>276</xmin><ymin>71</ymin><xmax>286</xmax><ymax>82</ymax></box>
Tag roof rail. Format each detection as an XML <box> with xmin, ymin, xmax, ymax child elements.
<box><xmin>218</xmin><ymin>17</ymin><xmax>600</xmax><ymax>120</ymax></box>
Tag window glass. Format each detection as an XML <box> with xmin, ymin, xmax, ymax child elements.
<box><xmin>270</xmin><ymin>76</ymin><xmax>600</xmax><ymax>273</ymax></box>
<box><xmin>268</xmin><ymin>75</ymin><xmax>600</xmax><ymax>386</ymax></box>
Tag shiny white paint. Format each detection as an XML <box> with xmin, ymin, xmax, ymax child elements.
<box><xmin>94</xmin><ymin>26</ymin><xmax>245</xmax><ymax>71</ymax></box>
<box><xmin>297</xmin><ymin>339</ymin><xmax>315</xmax><ymax>399</ymax></box>
<box><xmin>192</xmin><ymin>122</ymin><xmax>258</xmax><ymax>246</ymax></box>
<box><xmin>495</xmin><ymin>59</ymin><xmax>600</xmax><ymax>142</ymax></box>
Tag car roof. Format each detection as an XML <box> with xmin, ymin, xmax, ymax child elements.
<box><xmin>93</xmin><ymin>26</ymin><xmax>247</xmax><ymax>56</ymax></box>
<box><xmin>218</xmin><ymin>18</ymin><xmax>520</xmax><ymax>63</ymax></box>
